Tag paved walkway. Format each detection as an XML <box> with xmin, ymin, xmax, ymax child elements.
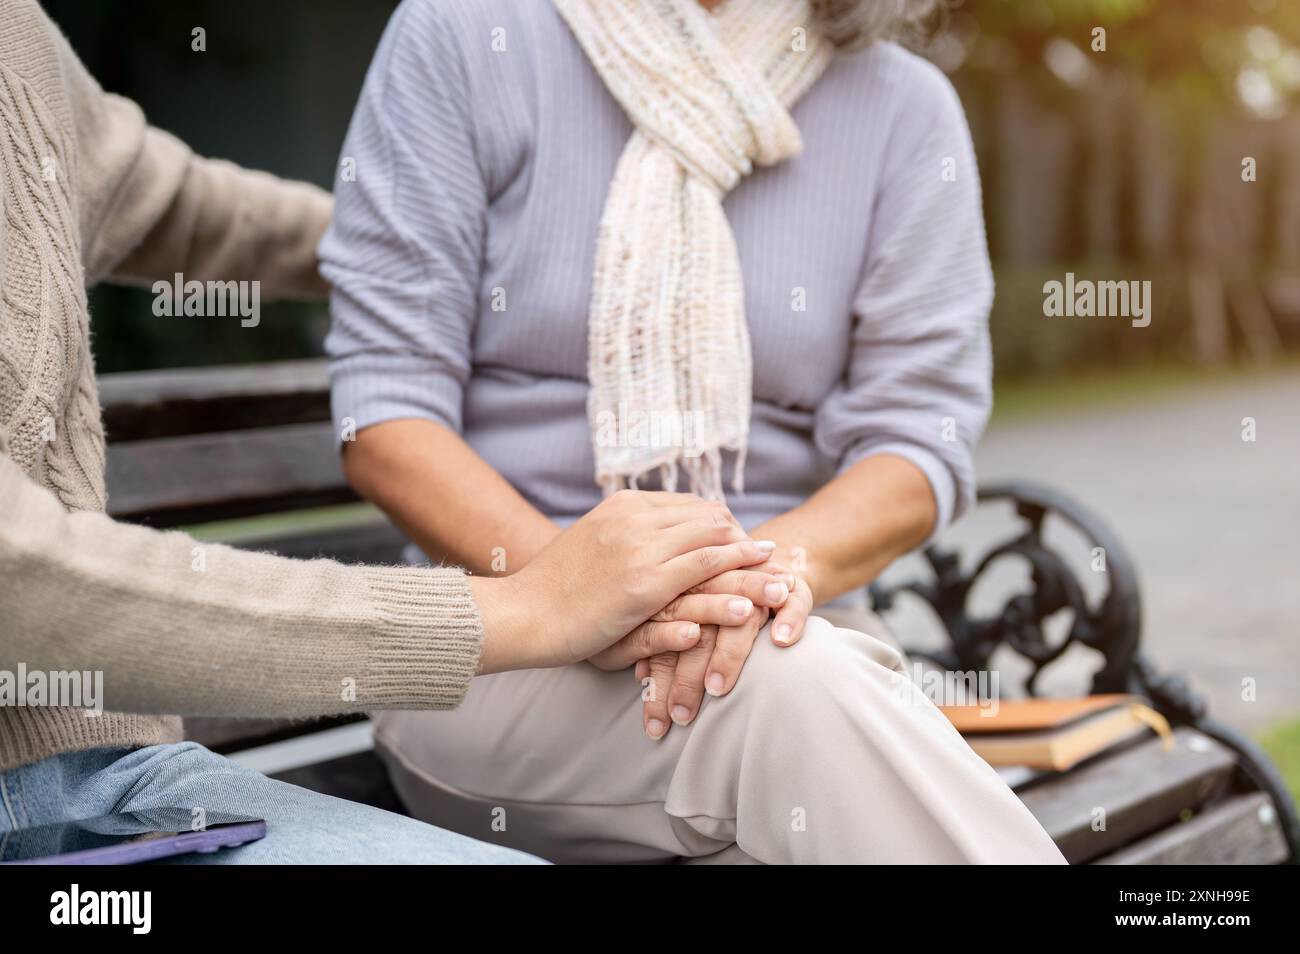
<box><xmin>879</xmin><ymin>371</ymin><xmax>1300</xmax><ymax>732</ymax></box>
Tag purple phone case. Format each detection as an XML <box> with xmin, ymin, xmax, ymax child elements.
<box><xmin>2</xmin><ymin>820</ymin><xmax>267</xmax><ymax>865</ymax></box>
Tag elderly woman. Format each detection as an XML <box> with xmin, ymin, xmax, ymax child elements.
<box><xmin>323</xmin><ymin>0</ymin><xmax>1065</xmax><ymax>864</ymax></box>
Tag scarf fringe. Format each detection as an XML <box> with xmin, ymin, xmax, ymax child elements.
<box><xmin>599</xmin><ymin>445</ymin><xmax>747</xmax><ymax>502</ymax></box>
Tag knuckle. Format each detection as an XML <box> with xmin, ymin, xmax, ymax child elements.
<box><xmin>628</xmin><ymin>620</ymin><xmax>654</xmax><ymax>649</ymax></box>
<box><xmin>648</xmin><ymin>651</ymin><xmax>677</xmax><ymax>673</ymax></box>
<box><xmin>672</xmin><ymin>671</ymin><xmax>705</xmax><ymax>696</ymax></box>
<box><xmin>712</xmin><ymin>641</ymin><xmax>749</xmax><ymax>671</ymax></box>
<box><xmin>657</xmin><ymin>595</ymin><xmax>684</xmax><ymax>621</ymax></box>
<box><xmin>688</xmin><ymin>572</ymin><xmax>725</xmax><ymax>595</ymax></box>
<box><xmin>645</xmin><ymin>622</ymin><xmax>680</xmax><ymax>651</ymax></box>
<box><xmin>593</xmin><ymin>517</ymin><xmax>619</xmax><ymax>549</ymax></box>
<box><xmin>624</xmin><ymin>573</ymin><xmax>655</xmax><ymax>604</ymax></box>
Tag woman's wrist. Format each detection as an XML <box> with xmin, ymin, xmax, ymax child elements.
<box><xmin>469</xmin><ymin>573</ymin><xmax>555</xmax><ymax>674</ymax></box>
<box><xmin>469</xmin><ymin>521</ymin><xmax>567</xmax><ymax>673</ymax></box>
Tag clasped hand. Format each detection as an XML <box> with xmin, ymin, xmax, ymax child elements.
<box><xmin>587</xmin><ymin>502</ymin><xmax>815</xmax><ymax>740</ymax></box>
<box><xmin>472</xmin><ymin>490</ymin><xmax>812</xmax><ymax>729</ymax></box>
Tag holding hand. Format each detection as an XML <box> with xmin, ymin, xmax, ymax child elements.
<box><xmin>636</xmin><ymin>554</ymin><xmax>816</xmax><ymax>739</ymax></box>
<box><xmin>471</xmin><ymin>491</ymin><xmax>776</xmax><ymax>674</ymax></box>
<box><xmin>587</xmin><ymin>566</ymin><xmax>793</xmax><ymax>671</ymax></box>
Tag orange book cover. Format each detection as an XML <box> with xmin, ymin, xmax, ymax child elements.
<box><xmin>938</xmin><ymin>694</ymin><xmax>1139</xmax><ymax>734</ymax></box>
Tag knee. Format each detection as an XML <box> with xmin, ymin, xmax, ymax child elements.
<box><xmin>739</xmin><ymin>615</ymin><xmax>906</xmax><ymax>707</ymax></box>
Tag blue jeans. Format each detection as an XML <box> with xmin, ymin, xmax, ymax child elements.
<box><xmin>0</xmin><ymin>743</ymin><xmax>543</xmax><ymax>864</ymax></box>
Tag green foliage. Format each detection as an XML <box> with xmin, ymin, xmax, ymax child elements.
<box><xmin>961</xmin><ymin>0</ymin><xmax>1300</xmax><ymax>111</ymax></box>
<box><xmin>1259</xmin><ymin>716</ymin><xmax>1300</xmax><ymax>806</ymax></box>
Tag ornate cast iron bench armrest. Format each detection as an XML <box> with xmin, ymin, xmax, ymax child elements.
<box><xmin>870</xmin><ymin>481</ymin><xmax>1300</xmax><ymax>864</ymax></box>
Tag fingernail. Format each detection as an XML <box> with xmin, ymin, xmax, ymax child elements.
<box><xmin>679</xmin><ymin>623</ymin><xmax>700</xmax><ymax>645</ymax></box>
<box><xmin>764</xmin><ymin>580</ymin><xmax>788</xmax><ymax>603</ymax></box>
<box><xmin>671</xmin><ymin>705</ymin><xmax>692</xmax><ymax>725</ymax></box>
<box><xmin>755</xmin><ymin>540</ymin><xmax>777</xmax><ymax>552</ymax></box>
<box><xmin>646</xmin><ymin>719</ymin><xmax>666</xmax><ymax>739</ymax></box>
<box><xmin>774</xmin><ymin>623</ymin><xmax>793</xmax><ymax>645</ymax></box>
<box><xmin>706</xmin><ymin>672</ymin><xmax>725</xmax><ymax>696</ymax></box>
<box><xmin>782</xmin><ymin>574</ymin><xmax>796</xmax><ymax>588</ymax></box>
<box><xmin>728</xmin><ymin>597</ymin><xmax>752</xmax><ymax>617</ymax></box>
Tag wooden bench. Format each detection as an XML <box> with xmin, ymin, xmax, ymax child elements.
<box><xmin>99</xmin><ymin>359</ymin><xmax>1300</xmax><ymax>864</ymax></box>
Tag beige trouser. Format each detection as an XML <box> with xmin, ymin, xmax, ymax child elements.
<box><xmin>374</xmin><ymin>608</ymin><xmax>1066</xmax><ymax>864</ymax></box>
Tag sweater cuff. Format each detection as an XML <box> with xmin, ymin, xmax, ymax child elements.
<box><xmin>360</xmin><ymin>565</ymin><xmax>485</xmax><ymax>710</ymax></box>
<box><xmin>328</xmin><ymin>352</ymin><xmax>465</xmax><ymax>448</ymax></box>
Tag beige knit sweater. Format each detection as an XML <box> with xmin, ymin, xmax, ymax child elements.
<box><xmin>0</xmin><ymin>0</ymin><xmax>485</xmax><ymax>772</ymax></box>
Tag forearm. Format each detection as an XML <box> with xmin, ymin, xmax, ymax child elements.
<box><xmin>752</xmin><ymin>453</ymin><xmax>937</xmax><ymax>605</ymax></box>
<box><xmin>0</xmin><ymin>455</ymin><xmax>482</xmax><ymax>717</ymax></box>
<box><xmin>106</xmin><ymin>129</ymin><xmax>333</xmax><ymax>300</ymax></box>
<box><xmin>343</xmin><ymin>418</ymin><xmax>561</xmax><ymax>575</ymax></box>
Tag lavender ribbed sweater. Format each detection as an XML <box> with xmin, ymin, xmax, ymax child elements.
<box><xmin>320</xmin><ymin>0</ymin><xmax>993</xmax><ymax>536</ymax></box>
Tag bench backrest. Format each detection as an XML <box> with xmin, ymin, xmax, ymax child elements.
<box><xmin>99</xmin><ymin>358</ymin><xmax>406</xmax><ymax>564</ymax></box>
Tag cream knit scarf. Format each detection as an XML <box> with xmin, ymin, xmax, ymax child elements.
<box><xmin>555</xmin><ymin>0</ymin><xmax>833</xmax><ymax>499</ymax></box>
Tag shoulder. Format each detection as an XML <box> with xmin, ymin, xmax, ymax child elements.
<box><xmin>831</xmin><ymin>41</ymin><xmax>966</xmax><ymax>124</ymax></box>
<box><xmin>0</xmin><ymin>0</ymin><xmax>60</xmax><ymax>64</ymax></box>
<box><xmin>369</xmin><ymin>0</ymin><xmax>562</xmax><ymax>100</ymax></box>
<box><xmin>822</xmin><ymin>41</ymin><xmax>975</xmax><ymax>178</ymax></box>
<box><xmin>384</xmin><ymin>0</ymin><xmax>561</xmax><ymax>55</ymax></box>
<box><xmin>0</xmin><ymin>0</ymin><xmax>74</xmax><ymax>124</ymax></box>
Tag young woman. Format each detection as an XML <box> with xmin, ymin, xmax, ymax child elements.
<box><xmin>0</xmin><ymin>0</ymin><xmax>785</xmax><ymax>863</ymax></box>
<box><xmin>323</xmin><ymin>0</ymin><xmax>1066</xmax><ymax>863</ymax></box>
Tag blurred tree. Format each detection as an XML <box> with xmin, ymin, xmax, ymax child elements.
<box><xmin>948</xmin><ymin>0</ymin><xmax>1300</xmax><ymax>365</ymax></box>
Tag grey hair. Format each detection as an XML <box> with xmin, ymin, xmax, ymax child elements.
<box><xmin>811</xmin><ymin>0</ymin><xmax>944</xmax><ymax>49</ymax></box>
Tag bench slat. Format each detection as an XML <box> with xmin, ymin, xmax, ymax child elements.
<box><xmin>185</xmin><ymin>715</ymin><xmax>365</xmax><ymax>754</ymax></box>
<box><xmin>106</xmin><ymin>422</ymin><xmax>352</xmax><ymax>526</ymax></box>
<box><xmin>1094</xmin><ymin>791</ymin><xmax>1288</xmax><ymax>865</ymax></box>
<box><xmin>1018</xmin><ymin>728</ymin><xmax>1237</xmax><ymax>864</ymax></box>
<box><xmin>237</xmin><ymin>521</ymin><xmax>410</xmax><ymax>565</ymax></box>
<box><xmin>100</xmin><ymin>359</ymin><xmax>329</xmax><ymax>441</ymax></box>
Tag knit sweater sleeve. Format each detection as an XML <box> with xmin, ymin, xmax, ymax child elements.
<box><xmin>0</xmin><ymin>452</ymin><xmax>485</xmax><ymax>716</ymax></box>
<box><xmin>96</xmin><ymin>125</ymin><xmax>334</xmax><ymax>302</ymax></box>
